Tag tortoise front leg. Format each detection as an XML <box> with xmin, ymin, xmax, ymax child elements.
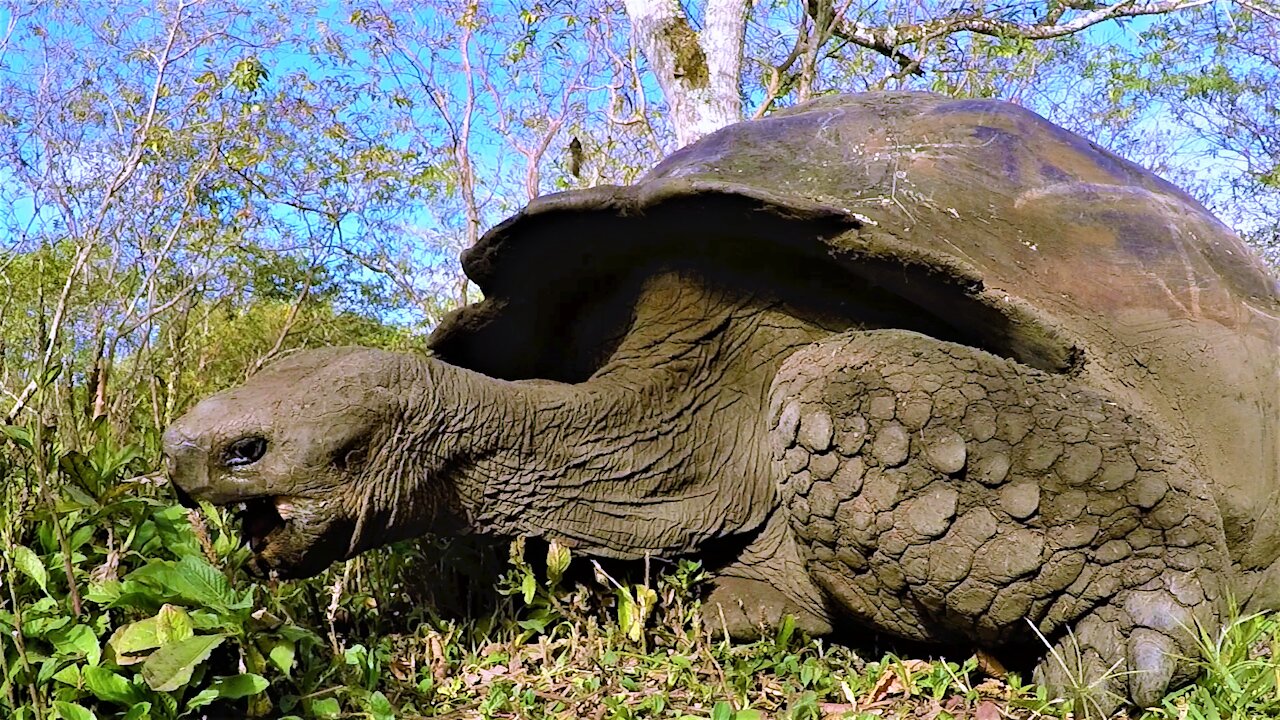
<box><xmin>769</xmin><ymin>329</ymin><xmax>1227</xmax><ymax>712</ymax></box>
<box><xmin>704</xmin><ymin>510</ymin><xmax>834</xmax><ymax>640</ymax></box>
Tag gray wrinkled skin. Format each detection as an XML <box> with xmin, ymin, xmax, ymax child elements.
<box><xmin>165</xmin><ymin>92</ymin><xmax>1279</xmax><ymax>714</ymax></box>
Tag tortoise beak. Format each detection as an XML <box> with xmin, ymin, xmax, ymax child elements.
<box><xmin>162</xmin><ymin>424</ymin><xmax>205</xmax><ymax>509</ymax></box>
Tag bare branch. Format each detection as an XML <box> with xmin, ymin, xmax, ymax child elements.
<box><xmin>822</xmin><ymin>0</ymin><xmax>1215</xmax><ymax>75</ymax></box>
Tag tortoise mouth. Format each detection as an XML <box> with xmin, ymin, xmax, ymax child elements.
<box><xmin>229</xmin><ymin>495</ymin><xmax>345</xmax><ymax>579</ymax></box>
<box><xmin>235</xmin><ymin>497</ymin><xmax>287</xmax><ymax>555</ymax></box>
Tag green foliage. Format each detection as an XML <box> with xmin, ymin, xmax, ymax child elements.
<box><xmin>0</xmin><ymin>3</ymin><xmax>1276</xmax><ymax>719</ymax></box>
<box><xmin>1076</xmin><ymin>4</ymin><xmax>1280</xmax><ymax>243</ymax></box>
<box><xmin>1145</xmin><ymin>612</ymin><xmax>1280</xmax><ymax>720</ymax></box>
<box><xmin>0</xmin><ymin>424</ymin><xmax>327</xmax><ymax>718</ymax></box>
<box><xmin>7</xmin><ymin>415</ymin><xmax>1280</xmax><ymax>718</ymax></box>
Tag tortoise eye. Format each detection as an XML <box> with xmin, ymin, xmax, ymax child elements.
<box><xmin>224</xmin><ymin>436</ymin><xmax>267</xmax><ymax>467</ymax></box>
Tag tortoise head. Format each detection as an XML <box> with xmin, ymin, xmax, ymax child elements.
<box><xmin>163</xmin><ymin>347</ymin><xmax>458</xmax><ymax>577</ymax></box>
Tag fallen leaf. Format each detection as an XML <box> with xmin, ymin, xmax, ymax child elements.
<box><xmin>867</xmin><ymin>670</ymin><xmax>904</xmax><ymax>702</ymax></box>
<box><xmin>976</xmin><ymin>699</ymin><xmax>1002</xmax><ymax>720</ymax></box>
<box><xmin>425</xmin><ymin>632</ymin><xmax>448</xmax><ymax>683</ymax></box>
<box><xmin>973</xmin><ymin>678</ymin><xmax>1006</xmax><ymax>696</ymax></box>
<box><xmin>819</xmin><ymin>702</ymin><xmax>858</xmax><ymax>719</ymax></box>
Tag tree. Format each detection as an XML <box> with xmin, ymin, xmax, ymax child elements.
<box><xmin>0</xmin><ymin>1</ymin><xmax>418</xmax><ymax>436</ymax></box>
<box><xmin>622</xmin><ymin>0</ymin><xmax>749</xmax><ymax>144</ymax></box>
<box><xmin>620</xmin><ymin>0</ymin><xmax>1269</xmax><ymax>144</ymax></box>
<box><xmin>1088</xmin><ymin>2</ymin><xmax>1279</xmax><ymax>235</ymax></box>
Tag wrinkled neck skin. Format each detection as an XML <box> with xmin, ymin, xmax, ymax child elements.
<box><xmin>403</xmin><ymin>274</ymin><xmax>832</xmax><ymax>559</ymax></box>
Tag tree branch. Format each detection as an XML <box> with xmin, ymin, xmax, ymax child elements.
<box><xmin>821</xmin><ymin>0</ymin><xmax>1216</xmax><ymax>76</ymax></box>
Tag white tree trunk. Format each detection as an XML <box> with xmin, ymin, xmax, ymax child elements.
<box><xmin>622</xmin><ymin>0</ymin><xmax>749</xmax><ymax>145</ymax></box>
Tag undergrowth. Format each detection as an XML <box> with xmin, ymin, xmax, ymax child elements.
<box><xmin>1</xmin><ymin>423</ymin><xmax>1277</xmax><ymax>719</ymax></box>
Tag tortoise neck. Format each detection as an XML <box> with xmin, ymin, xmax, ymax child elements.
<box><xmin>425</xmin><ymin>273</ymin><xmax>824</xmax><ymax>559</ymax></box>
<box><xmin>429</xmin><ymin>338</ymin><xmax>770</xmax><ymax>559</ymax></box>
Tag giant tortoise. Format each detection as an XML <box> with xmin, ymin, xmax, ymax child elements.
<box><xmin>164</xmin><ymin>92</ymin><xmax>1280</xmax><ymax>710</ymax></box>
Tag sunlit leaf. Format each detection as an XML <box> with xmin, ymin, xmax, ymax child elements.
<box><xmin>141</xmin><ymin>634</ymin><xmax>225</xmax><ymax>691</ymax></box>
<box><xmin>48</xmin><ymin>624</ymin><xmax>101</xmax><ymax>666</ymax></box>
<box><xmin>156</xmin><ymin>604</ymin><xmax>195</xmax><ymax>646</ymax></box>
<box><xmin>51</xmin><ymin>701</ymin><xmax>96</xmax><ymax>720</ymax></box>
<box><xmin>109</xmin><ymin>616</ymin><xmax>161</xmax><ymax>664</ymax></box>
<box><xmin>12</xmin><ymin>544</ymin><xmax>49</xmax><ymax>594</ymax></box>
<box><xmin>83</xmin><ymin>666</ymin><xmax>142</xmax><ymax>706</ymax></box>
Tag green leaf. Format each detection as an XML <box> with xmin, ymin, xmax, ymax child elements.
<box><xmin>171</xmin><ymin>555</ymin><xmax>238</xmax><ymax>608</ymax></box>
<box><xmin>126</xmin><ymin>556</ymin><xmax>245</xmax><ymax>613</ymax></box>
<box><xmin>520</xmin><ymin>571</ymin><xmax>536</xmax><ymax>604</ymax></box>
<box><xmin>185</xmin><ymin>672</ymin><xmax>268</xmax><ymax>711</ymax></box>
<box><xmin>51</xmin><ymin>701</ymin><xmax>96</xmax><ymax>720</ymax></box>
<box><xmin>365</xmin><ymin>691</ymin><xmax>394</xmax><ymax>720</ymax></box>
<box><xmin>775</xmin><ymin>614</ymin><xmax>796</xmax><ymax>649</ymax></box>
<box><xmin>185</xmin><ymin>688</ymin><xmax>220</xmax><ymax>712</ymax></box>
<box><xmin>48</xmin><ymin>624</ymin><xmax>101</xmax><ymax>666</ymax></box>
<box><xmin>52</xmin><ymin>664</ymin><xmax>81</xmax><ymax>686</ymax></box>
<box><xmin>22</xmin><ymin>613</ymin><xmax>70</xmax><ymax>638</ymax></box>
<box><xmin>266</xmin><ymin>638</ymin><xmax>296</xmax><ymax>675</ymax></box>
<box><xmin>311</xmin><ymin>697</ymin><xmax>341</xmax><ymax>718</ymax></box>
<box><xmin>156</xmin><ymin>604</ymin><xmax>194</xmax><ymax>645</ymax></box>
<box><xmin>109</xmin><ymin>617</ymin><xmax>161</xmax><ymax>664</ymax></box>
<box><xmin>209</xmin><ymin>673</ymin><xmax>268</xmax><ymax>699</ymax></box>
<box><xmin>12</xmin><ymin>544</ymin><xmax>48</xmax><ymax>594</ymax></box>
<box><xmin>121</xmin><ymin>703</ymin><xmax>151</xmax><ymax>720</ymax></box>
<box><xmin>616</xmin><ymin>584</ymin><xmax>657</xmax><ymax>643</ymax></box>
<box><xmin>86</xmin><ymin>580</ymin><xmax>123</xmax><ymax>605</ymax></box>
<box><xmin>2</xmin><ymin>424</ymin><xmax>33</xmax><ymax>450</ymax></box>
<box><xmin>545</xmin><ymin>540</ymin><xmax>571</xmax><ymax>587</ymax></box>
<box><xmin>141</xmin><ymin>634</ymin><xmax>225</xmax><ymax>692</ymax></box>
<box><xmin>83</xmin><ymin>666</ymin><xmax>142</xmax><ymax>706</ymax></box>
<box><xmin>711</xmin><ymin>701</ymin><xmax>733</xmax><ymax>720</ymax></box>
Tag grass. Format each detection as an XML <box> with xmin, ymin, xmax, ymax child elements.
<box><xmin>0</xmin><ymin>427</ymin><xmax>1278</xmax><ymax>719</ymax></box>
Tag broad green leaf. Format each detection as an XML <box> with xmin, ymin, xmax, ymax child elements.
<box><xmin>266</xmin><ymin>638</ymin><xmax>296</xmax><ymax>675</ymax></box>
<box><xmin>365</xmin><ymin>691</ymin><xmax>394</xmax><ymax>720</ymax></box>
<box><xmin>185</xmin><ymin>688</ymin><xmax>219</xmax><ymax>711</ymax></box>
<box><xmin>83</xmin><ymin>666</ymin><xmax>142</xmax><ymax>706</ymax></box>
<box><xmin>68</xmin><ymin>524</ymin><xmax>96</xmax><ymax>552</ymax></box>
<box><xmin>156</xmin><ymin>604</ymin><xmax>194</xmax><ymax>645</ymax></box>
<box><xmin>142</xmin><ymin>634</ymin><xmax>225</xmax><ymax>692</ymax></box>
<box><xmin>51</xmin><ymin>701</ymin><xmax>96</xmax><ymax>720</ymax></box>
<box><xmin>52</xmin><ymin>664</ymin><xmax>81</xmax><ymax>686</ymax></box>
<box><xmin>126</xmin><ymin>557</ymin><xmax>237</xmax><ymax>610</ymax></box>
<box><xmin>1</xmin><ymin>425</ymin><xmax>33</xmax><ymax>450</ymax></box>
<box><xmin>21</xmin><ymin>614</ymin><xmax>70</xmax><ymax>638</ymax></box>
<box><xmin>48</xmin><ymin>624</ymin><xmax>101</xmax><ymax>666</ymax></box>
<box><xmin>85</xmin><ymin>580</ymin><xmax>123</xmax><ymax>605</ymax></box>
<box><xmin>109</xmin><ymin>617</ymin><xmax>161</xmax><ymax>664</ymax></box>
<box><xmin>171</xmin><ymin>555</ymin><xmax>239</xmax><ymax>608</ymax></box>
<box><xmin>121</xmin><ymin>702</ymin><xmax>151</xmax><ymax>720</ymax></box>
<box><xmin>12</xmin><ymin>544</ymin><xmax>48</xmax><ymax>594</ymax></box>
<box><xmin>615</xmin><ymin>588</ymin><xmax>637</xmax><ymax>642</ymax></box>
<box><xmin>711</xmin><ymin>701</ymin><xmax>733</xmax><ymax>720</ymax></box>
<box><xmin>310</xmin><ymin>697</ymin><xmax>341</xmax><ymax>719</ymax></box>
<box><xmin>617</xmin><ymin>584</ymin><xmax>657</xmax><ymax>643</ymax></box>
<box><xmin>520</xmin><ymin>571</ymin><xmax>536</xmax><ymax>604</ymax></box>
<box><xmin>209</xmin><ymin>673</ymin><xmax>268</xmax><ymax>699</ymax></box>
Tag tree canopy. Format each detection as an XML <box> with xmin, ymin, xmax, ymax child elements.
<box><xmin>0</xmin><ymin>0</ymin><xmax>1274</xmax><ymax>437</ymax></box>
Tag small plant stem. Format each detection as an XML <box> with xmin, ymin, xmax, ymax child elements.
<box><xmin>326</xmin><ymin>561</ymin><xmax>352</xmax><ymax>655</ymax></box>
<box><xmin>3</xmin><ymin>556</ymin><xmax>45</xmax><ymax>719</ymax></box>
<box><xmin>24</xmin><ymin>345</ymin><xmax>83</xmax><ymax>618</ymax></box>
<box><xmin>32</xmin><ymin>419</ymin><xmax>81</xmax><ymax>617</ymax></box>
